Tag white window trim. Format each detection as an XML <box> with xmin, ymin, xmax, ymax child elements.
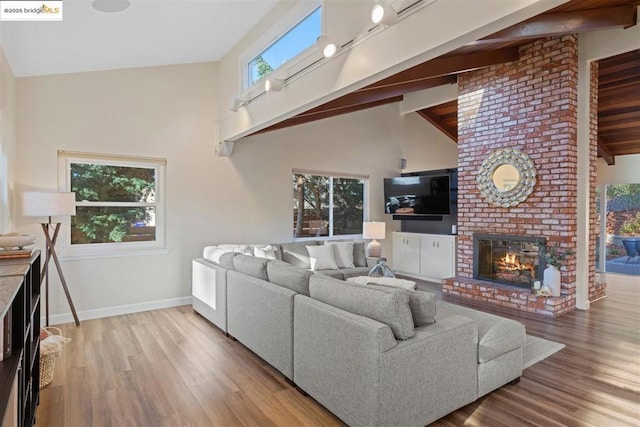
<box><xmin>239</xmin><ymin>0</ymin><xmax>323</xmax><ymax>92</ymax></box>
<box><xmin>292</xmin><ymin>169</ymin><xmax>370</xmax><ymax>241</ymax></box>
<box><xmin>57</xmin><ymin>151</ymin><xmax>166</xmax><ymax>259</ymax></box>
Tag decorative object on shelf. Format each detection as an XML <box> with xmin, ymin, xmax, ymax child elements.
<box><xmin>363</xmin><ymin>221</ymin><xmax>385</xmax><ymax>257</ymax></box>
<box><xmin>476</xmin><ymin>148</ymin><xmax>536</xmax><ymax>208</ymax></box>
<box><xmin>22</xmin><ymin>191</ymin><xmax>81</xmax><ymax>327</ymax></box>
<box><xmin>0</xmin><ymin>233</ymin><xmax>37</xmax><ymax>251</ymax></box>
<box><xmin>536</xmin><ymin>285</ymin><xmax>553</xmax><ymax>297</ymax></box>
<box><xmin>368</xmin><ymin>258</ymin><xmax>395</xmax><ymax>278</ymax></box>
<box><xmin>537</xmin><ymin>242</ymin><xmax>575</xmax><ymax>297</ymax></box>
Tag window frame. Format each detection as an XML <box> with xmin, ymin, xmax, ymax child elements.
<box><xmin>292</xmin><ymin>169</ymin><xmax>369</xmax><ymax>241</ymax></box>
<box><xmin>57</xmin><ymin>151</ymin><xmax>167</xmax><ymax>259</ymax></box>
<box><xmin>240</xmin><ymin>0</ymin><xmax>323</xmax><ymax>91</ymax></box>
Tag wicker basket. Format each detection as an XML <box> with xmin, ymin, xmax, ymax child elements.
<box><xmin>39</xmin><ymin>327</ymin><xmax>64</xmax><ymax>389</ymax></box>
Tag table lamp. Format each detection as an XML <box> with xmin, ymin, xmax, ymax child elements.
<box><xmin>363</xmin><ymin>221</ymin><xmax>385</xmax><ymax>257</ymax></box>
<box><xmin>22</xmin><ymin>192</ymin><xmax>80</xmax><ymax>327</ymax></box>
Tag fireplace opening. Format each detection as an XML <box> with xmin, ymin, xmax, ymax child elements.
<box><xmin>473</xmin><ymin>234</ymin><xmax>546</xmax><ymax>287</ymax></box>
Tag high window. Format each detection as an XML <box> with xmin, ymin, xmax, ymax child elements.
<box><xmin>243</xmin><ymin>2</ymin><xmax>321</xmax><ymax>88</ymax></box>
<box><xmin>58</xmin><ymin>151</ymin><xmax>166</xmax><ymax>257</ymax></box>
<box><xmin>293</xmin><ymin>171</ymin><xmax>366</xmax><ymax>238</ymax></box>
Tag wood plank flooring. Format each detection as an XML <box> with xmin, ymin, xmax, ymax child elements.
<box><xmin>35</xmin><ymin>273</ymin><xmax>640</xmax><ymax>426</ymax></box>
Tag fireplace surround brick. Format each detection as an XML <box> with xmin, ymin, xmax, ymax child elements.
<box><xmin>445</xmin><ymin>34</ymin><xmax>604</xmax><ymax>316</ymax></box>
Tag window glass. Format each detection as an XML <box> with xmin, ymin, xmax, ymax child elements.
<box><xmin>293</xmin><ymin>173</ymin><xmax>364</xmax><ymax>238</ymax></box>
<box><xmin>248</xmin><ymin>7</ymin><xmax>321</xmax><ymax>86</ymax></box>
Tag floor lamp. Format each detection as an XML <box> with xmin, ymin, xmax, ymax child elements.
<box><xmin>22</xmin><ymin>192</ymin><xmax>80</xmax><ymax>327</ymax></box>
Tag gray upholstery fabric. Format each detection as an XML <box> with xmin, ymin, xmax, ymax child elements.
<box><xmin>217</xmin><ymin>251</ymin><xmax>238</xmax><ymax>270</ymax></box>
<box><xmin>477</xmin><ymin>347</ymin><xmax>523</xmax><ymax>397</ymax></box>
<box><xmin>437</xmin><ymin>301</ymin><xmax>525</xmax><ymax>363</ymax></box>
<box><xmin>294</xmin><ymin>294</ymin><xmax>478</xmax><ymax>427</ymax></box>
<box><xmin>192</xmin><ymin>258</ymin><xmax>228</xmax><ymax>332</ymax></box>
<box><xmin>281</xmin><ymin>241</ymin><xmax>319</xmax><ymax>269</ymax></box>
<box><xmin>353</xmin><ymin>241</ymin><xmax>367</xmax><ymax>267</ymax></box>
<box><xmin>266</xmin><ymin>260</ymin><xmax>311</xmax><ymax>296</ymax></box>
<box><xmin>309</xmin><ymin>275</ymin><xmax>415</xmax><ymax>340</ymax></box>
<box><xmin>232</xmin><ymin>254</ymin><xmax>270</xmax><ymax>281</ymax></box>
<box><xmin>314</xmin><ymin>269</ymin><xmax>345</xmax><ymax>279</ymax></box>
<box><xmin>363</xmin><ymin>284</ymin><xmax>437</xmax><ymax>326</ymax></box>
<box><xmin>337</xmin><ymin>266</ymin><xmax>373</xmax><ymax>279</ymax></box>
<box><xmin>227</xmin><ymin>270</ymin><xmax>296</xmax><ymax>379</ymax></box>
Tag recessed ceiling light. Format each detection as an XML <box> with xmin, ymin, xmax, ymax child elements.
<box><xmin>92</xmin><ymin>0</ymin><xmax>130</xmax><ymax>13</ymax></box>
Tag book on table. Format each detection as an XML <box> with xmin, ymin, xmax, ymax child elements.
<box><xmin>0</xmin><ymin>249</ymin><xmax>33</xmax><ymax>259</ymax></box>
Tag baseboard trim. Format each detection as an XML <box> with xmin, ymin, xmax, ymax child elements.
<box><xmin>44</xmin><ymin>296</ymin><xmax>192</xmax><ymax>326</ymax></box>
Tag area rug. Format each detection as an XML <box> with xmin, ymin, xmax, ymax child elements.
<box><xmin>523</xmin><ymin>335</ymin><xmax>565</xmax><ymax>369</ymax></box>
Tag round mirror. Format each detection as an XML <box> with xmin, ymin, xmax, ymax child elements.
<box><xmin>476</xmin><ymin>148</ymin><xmax>536</xmax><ymax>208</ymax></box>
<box><xmin>492</xmin><ymin>164</ymin><xmax>520</xmax><ymax>192</ymax></box>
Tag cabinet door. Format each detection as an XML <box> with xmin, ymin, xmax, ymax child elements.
<box><xmin>421</xmin><ymin>236</ymin><xmax>455</xmax><ymax>281</ymax></box>
<box><xmin>393</xmin><ymin>233</ymin><xmax>421</xmax><ymax>275</ymax></box>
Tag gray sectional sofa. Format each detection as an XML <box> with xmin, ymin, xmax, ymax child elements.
<box><xmin>191</xmin><ymin>240</ymin><xmax>526</xmax><ymax>427</ymax></box>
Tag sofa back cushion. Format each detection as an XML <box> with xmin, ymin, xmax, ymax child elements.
<box><xmin>324</xmin><ymin>241</ymin><xmax>355</xmax><ymax>268</ymax></box>
<box><xmin>352</xmin><ymin>241</ymin><xmax>367</xmax><ymax>267</ymax></box>
<box><xmin>361</xmin><ymin>284</ymin><xmax>437</xmax><ymax>326</ymax></box>
<box><xmin>218</xmin><ymin>252</ymin><xmax>239</xmax><ymax>270</ymax></box>
<box><xmin>309</xmin><ymin>275</ymin><xmax>415</xmax><ymax>340</ymax></box>
<box><xmin>281</xmin><ymin>241</ymin><xmax>319</xmax><ymax>269</ymax></box>
<box><xmin>267</xmin><ymin>260</ymin><xmax>312</xmax><ymax>296</ymax></box>
<box><xmin>232</xmin><ymin>254</ymin><xmax>270</xmax><ymax>281</ymax></box>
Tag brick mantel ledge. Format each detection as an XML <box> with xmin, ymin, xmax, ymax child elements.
<box><xmin>442</xmin><ymin>277</ymin><xmax>575</xmax><ymax>317</ymax></box>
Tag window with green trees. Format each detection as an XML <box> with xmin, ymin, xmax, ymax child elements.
<box><xmin>293</xmin><ymin>172</ymin><xmax>365</xmax><ymax>238</ymax></box>
<box><xmin>59</xmin><ymin>152</ymin><xmax>165</xmax><ymax>256</ymax></box>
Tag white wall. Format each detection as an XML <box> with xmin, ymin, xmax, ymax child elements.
<box><xmin>0</xmin><ymin>47</ymin><xmax>17</xmax><ymax>233</ymax></box>
<box><xmin>13</xmin><ymin>62</ymin><xmax>454</xmax><ymax>322</ymax></box>
<box><xmin>597</xmin><ymin>155</ymin><xmax>640</xmax><ymax>185</ymax></box>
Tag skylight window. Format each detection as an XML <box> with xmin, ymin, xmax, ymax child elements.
<box><xmin>246</xmin><ymin>6</ymin><xmax>321</xmax><ymax>87</ymax></box>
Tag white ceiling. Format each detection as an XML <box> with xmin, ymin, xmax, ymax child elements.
<box><xmin>0</xmin><ymin>0</ymin><xmax>279</xmax><ymax>77</ymax></box>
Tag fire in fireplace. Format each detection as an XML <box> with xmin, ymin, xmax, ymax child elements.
<box><xmin>473</xmin><ymin>234</ymin><xmax>546</xmax><ymax>287</ymax></box>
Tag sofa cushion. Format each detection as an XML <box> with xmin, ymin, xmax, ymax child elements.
<box><xmin>353</xmin><ymin>241</ymin><xmax>367</xmax><ymax>267</ymax></box>
<box><xmin>232</xmin><ymin>254</ymin><xmax>270</xmax><ymax>281</ymax></box>
<box><xmin>436</xmin><ymin>301</ymin><xmax>525</xmax><ymax>363</ymax></box>
<box><xmin>347</xmin><ymin>276</ymin><xmax>417</xmax><ymax>291</ymax></box>
<box><xmin>218</xmin><ymin>252</ymin><xmax>238</xmax><ymax>270</ymax></box>
<box><xmin>267</xmin><ymin>260</ymin><xmax>311</xmax><ymax>296</ymax></box>
<box><xmin>281</xmin><ymin>241</ymin><xmax>319</xmax><ymax>269</ymax></box>
<box><xmin>307</xmin><ymin>245</ymin><xmax>339</xmax><ymax>271</ymax></box>
<box><xmin>325</xmin><ymin>241</ymin><xmax>355</xmax><ymax>268</ymax></box>
<box><xmin>314</xmin><ymin>269</ymin><xmax>345</xmax><ymax>279</ymax></box>
<box><xmin>309</xmin><ymin>275</ymin><xmax>415</xmax><ymax>340</ymax></box>
<box><xmin>253</xmin><ymin>244</ymin><xmax>278</xmax><ymax>260</ymax></box>
<box><xmin>337</xmin><ymin>267</ymin><xmax>373</xmax><ymax>279</ymax></box>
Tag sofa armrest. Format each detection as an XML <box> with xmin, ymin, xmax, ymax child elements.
<box><xmin>192</xmin><ymin>258</ymin><xmax>228</xmax><ymax>332</ymax></box>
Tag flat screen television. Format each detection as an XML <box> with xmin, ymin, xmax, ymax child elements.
<box><xmin>384</xmin><ymin>175</ymin><xmax>451</xmax><ymax>215</ymax></box>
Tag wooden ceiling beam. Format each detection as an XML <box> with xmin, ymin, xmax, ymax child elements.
<box><xmin>362</xmin><ymin>48</ymin><xmax>519</xmax><ymax>90</ymax></box>
<box><xmin>597</xmin><ymin>137</ymin><xmax>615</xmax><ymax>166</ymax></box>
<box><xmin>471</xmin><ymin>5</ymin><xmax>637</xmax><ymax>45</ymax></box>
<box><xmin>416</xmin><ymin>109</ymin><xmax>457</xmax><ymax>142</ymax></box>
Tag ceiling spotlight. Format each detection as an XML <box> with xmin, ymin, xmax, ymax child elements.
<box><xmin>370</xmin><ymin>1</ymin><xmax>397</xmax><ymax>26</ymax></box>
<box><xmin>228</xmin><ymin>96</ymin><xmax>247</xmax><ymax>112</ymax></box>
<box><xmin>265</xmin><ymin>78</ymin><xmax>284</xmax><ymax>92</ymax></box>
<box><xmin>92</xmin><ymin>0</ymin><xmax>130</xmax><ymax>13</ymax></box>
<box><xmin>316</xmin><ymin>35</ymin><xmax>337</xmax><ymax>58</ymax></box>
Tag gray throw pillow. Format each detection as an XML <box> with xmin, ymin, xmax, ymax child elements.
<box><xmin>267</xmin><ymin>260</ymin><xmax>312</xmax><ymax>296</ymax></box>
<box><xmin>357</xmin><ymin>283</ymin><xmax>437</xmax><ymax>326</ymax></box>
<box><xmin>232</xmin><ymin>254</ymin><xmax>270</xmax><ymax>281</ymax></box>
<box><xmin>309</xmin><ymin>275</ymin><xmax>415</xmax><ymax>340</ymax></box>
<box><xmin>353</xmin><ymin>241</ymin><xmax>367</xmax><ymax>267</ymax></box>
<box><xmin>218</xmin><ymin>252</ymin><xmax>238</xmax><ymax>270</ymax></box>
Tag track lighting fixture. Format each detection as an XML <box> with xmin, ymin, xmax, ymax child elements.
<box><xmin>316</xmin><ymin>35</ymin><xmax>337</xmax><ymax>58</ymax></box>
<box><xmin>370</xmin><ymin>1</ymin><xmax>398</xmax><ymax>26</ymax></box>
<box><xmin>228</xmin><ymin>95</ymin><xmax>247</xmax><ymax>112</ymax></box>
<box><xmin>265</xmin><ymin>78</ymin><xmax>285</xmax><ymax>92</ymax></box>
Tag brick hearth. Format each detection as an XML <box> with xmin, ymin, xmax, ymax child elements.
<box><xmin>445</xmin><ymin>35</ymin><xmax>605</xmax><ymax>316</ymax></box>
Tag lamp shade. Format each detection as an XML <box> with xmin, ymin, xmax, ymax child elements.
<box><xmin>22</xmin><ymin>192</ymin><xmax>76</xmax><ymax>217</ymax></box>
<box><xmin>363</xmin><ymin>221</ymin><xmax>385</xmax><ymax>240</ymax></box>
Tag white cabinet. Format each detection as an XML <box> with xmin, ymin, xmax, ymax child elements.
<box><xmin>393</xmin><ymin>233</ymin><xmax>421</xmax><ymax>275</ymax></box>
<box><xmin>392</xmin><ymin>232</ymin><xmax>456</xmax><ymax>282</ymax></box>
<box><xmin>420</xmin><ymin>234</ymin><xmax>456</xmax><ymax>282</ymax></box>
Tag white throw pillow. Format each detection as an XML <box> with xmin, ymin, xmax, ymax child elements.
<box><xmin>307</xmin><ymin>245</ymin><xmax>339</xmax><ymax>271</ymax></box>
<box><xmin>253</xmin><ymin>245</ymin><xmax>277</xmax><ymax>259</ymax></box>
<box><xmin>326</xmin><ymin>241</ymin><xmax>355</xmax><ymax>268</ymax></box>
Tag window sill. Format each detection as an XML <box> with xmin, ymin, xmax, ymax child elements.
<box><xmin>60</xmin><ymin>248</ymin><xmax>170</xmax><ymax>261</ymax></box>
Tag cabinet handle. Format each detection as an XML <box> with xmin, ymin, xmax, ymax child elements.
<box><xmin>437</xmin><ymin>242</ymin><xmax>440</xmax><ymax>248</ymax></box>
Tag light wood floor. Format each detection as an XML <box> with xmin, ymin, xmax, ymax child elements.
<box><xmin>36</xmin><ymin>273</ymin><xmax>640</xmax><ymax>426</ymax></box>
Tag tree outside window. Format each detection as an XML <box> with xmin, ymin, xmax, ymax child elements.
<box><xmin>293</xmin><ymin>173</ymin><xmax>364</xmax><ymax>238</ymax></box>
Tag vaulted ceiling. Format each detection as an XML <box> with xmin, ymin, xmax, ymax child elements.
<box><xmin>255</xmin><ymin>0</ymin><xmax>640</xmax><ymax>164</ymax></box>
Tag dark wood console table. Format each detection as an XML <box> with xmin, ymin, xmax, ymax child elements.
<box><xmin>0</xmin><ymin>251</ymin><xmax>41</xmax><ymax>426</ymax></box>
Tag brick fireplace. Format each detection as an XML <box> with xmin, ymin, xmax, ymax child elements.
<box><xmin>442</xmin><ymin>35</ymin><xmax>606</xmax><ymax>316</ymax></box>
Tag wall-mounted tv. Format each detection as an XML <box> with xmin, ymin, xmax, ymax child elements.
<box><xmin>384</xmin><ymin>175</ymin><xmax>451</xmax><ymax>215</ymax></box>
